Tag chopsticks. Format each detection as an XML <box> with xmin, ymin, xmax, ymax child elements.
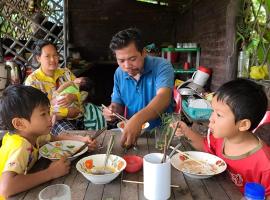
<box><xmin>169</xmin><ymin>146</ymin><xmax>205</xmax><ymax>166</ymax></box>
<box><xmin>122</xmin><ymin>180</ymin><xmax>179</xmax><ymax>188</ymax></box>
<box><xmin>161</xmin><ymin>134</ymin><xmax>167</xmax><ymax>163</ymax></box>
<box><xmin>161</xmin><ymin>122</ymin><xmax>179</xmax><ymax>163</ymax></box>
<box><xmin>90</xmin><ymin>126</ymin><xmax>107</xmax><ymax>139</ymax></box>
<box><xmin>69</xmin><ymin>143</ymin><xmax>88</xmax><ymax>157</ymax></box>
<box><xmin>168</xmin><ymin>142</ymin><xmax>182</xmax><ymax>158</ymax></box>
<box><xmin>104</xmin><ymin>134</ymin><xmax>115</xmax><ymax>168</ymax></box>
<box><xmin>101</xmin><ymin>104</ymin><xmax>128</xmax><ymax>122</ymax></box>
<box><xmin>167</xmin><ymin>122</ymin><xmax>179</xmax><ymax>150</ymax></box>
<box><xmin>68</xmin><ymin>127</ymin><xmax>107</xmax><ymax>157</ymax></box>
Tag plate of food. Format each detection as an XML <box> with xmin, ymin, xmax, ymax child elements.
<box><xmin>170</xmin><ymin>151</ymin><xmax>227</xmax><ymax>179</ymax></box>
<box><xmin>39</xmin><ymin>140</ymin><xmax>88</xmax><ymax>161</ymax></box>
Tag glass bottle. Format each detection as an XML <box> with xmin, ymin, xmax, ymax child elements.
<box><xmin>238</xmin><ymin>51</ymin><xmax>250</xmax><ymax>78</ymax></box>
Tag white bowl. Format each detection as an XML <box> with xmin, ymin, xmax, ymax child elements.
<box><xmin>39</xmin><ymin>140</ymin><xmax>88</xmax><ymax>161</ymax></box>
<box><xmin>117</xmin><ymin>121</ymin><xmax>150</xmax><ymax>135</ymax></box>
<box><xmin>76</xmin><ymin>154</ymin><xmax>126</xmax><ymax>184</ymax></box>
<box><xmin>170</xmin><ymin>151</ymin><xmax>227</xmax><ymax>179</ymax></box>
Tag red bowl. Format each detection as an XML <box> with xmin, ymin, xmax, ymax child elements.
<box><xmin>123</xmin><ymin>155</ymin><xmax>143</xmax><ymax>173</ymax></box>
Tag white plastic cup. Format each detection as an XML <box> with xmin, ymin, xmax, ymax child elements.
<box><xmin>39</xmin><ymin>184</ymin><xmax>71</xmax><ymax>200</ymax></box>
<box><xmin>143</xmin><ymin>153</ymin><xmax>171</xmax><ymax>200</ymax></box>
<box><xmin>191</xmin><ymin>67</ymin><xmax>211</xmax><ymax>87</ymax></box>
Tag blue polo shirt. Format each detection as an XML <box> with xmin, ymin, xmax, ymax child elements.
<box><xmin>111</xmin><ymin>56</ymin><xmax>174</xmax><ymax>129</ymax></box>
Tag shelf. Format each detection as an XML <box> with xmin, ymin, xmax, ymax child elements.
<box><xmin>162</xmin><ymin>47</ymin><xmax>200</xmax><ymax>52</ymax></box>
<box><xmin>162</xmin><ymin>47</ymin><xmax>201</xmax><ymax>69</ymax></box>
<box><xmin>174</xmin><ymin>68</ymin><xmax>196</xmax><ymax>74</ymax></box>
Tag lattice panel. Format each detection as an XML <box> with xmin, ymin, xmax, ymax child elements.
<box><xmin>0</xmin><ymin>0</ymin><xmax>65</xmax><ymax>69</ymax></box>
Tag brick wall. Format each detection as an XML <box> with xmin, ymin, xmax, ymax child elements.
<box><xmin>175</xmin><ymin>0</ymin><xmax>238</xmax><ymax>90</ymax></box>
<box><xmin>68</xmin><ymin>0</ymin><xmax>175</xmax><ymax>61</ymax></box>
<box><xmin>68</xmin><ymin>0</ymin><xmax>238</xmax><ymax>90</ymax></box>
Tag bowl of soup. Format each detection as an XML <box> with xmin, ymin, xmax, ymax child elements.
<box><xmin>117</xmin><ymin>121</ymin><xmax>150</xmax><ymax>135</ymax></box>
<box><xmin>76</xmin><ymin>154</ymin><xmax>126</xmax><ymax>184</ymax></box>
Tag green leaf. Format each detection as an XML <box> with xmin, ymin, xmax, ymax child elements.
<box><xmin>263</xmin><ymin>30</ymin><xmax>270</xmax><ymax>42</ymax></box>
<box><xmin>257</xmin><ymin>44</ymin><xmax>264</xmax><ymax>64</ymax></box>
<box><xmin>246</xmin><ymin>38</ymin><xmax>260</xmax><ymax>55</ymax></box>
<box><xmin>265</xmin><ymin>0</ymin><xmax>270</xmax><ymax>13</ymax></box>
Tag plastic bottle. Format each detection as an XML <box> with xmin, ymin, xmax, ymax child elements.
<box><xmin>241</xmin><ymin>182</ymin><xmax>265</xmax><ymax>200</ymax></box>
<box><xmin>238</xmin><ymin>51</ymin><xmax>250</xmax><ymax>78</ymax></box>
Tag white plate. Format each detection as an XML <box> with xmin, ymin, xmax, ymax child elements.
<box><xmin>117</xmin><ymin>121</ymin><xmax>150</xmax><ymax>135</ymax></box>
<box><xmin>170</xmin><ymin>151</ymin><xmax>227</xmax><ymax>179</ymax></box>
<box><xmin>39</xmin><ymin>140</ymin><xmax>88</xmax><ymax>161</ymax></box>
<box><xmin>109</xmin><ymin>128</ymin><xmax>121</xmax><ymax>133</ymax></box>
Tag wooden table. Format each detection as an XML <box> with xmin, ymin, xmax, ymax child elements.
<box><xmin>9</xmin><ymin>130</ymin><xmax>243</xmax><ymax>200</ymax></box>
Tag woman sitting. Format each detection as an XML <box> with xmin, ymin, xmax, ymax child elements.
<box><xmin>25</xmin><ymin>40</ymin><xmax>84</xmax><ymax>135</ymax></box>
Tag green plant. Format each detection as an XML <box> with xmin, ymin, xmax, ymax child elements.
<box><xmin>152</xmin><ymin>113</ymin><xmax>174</xmax><ymax>150</ymax></box>
<box><xmin>236</xmin><ymin>0</ymin><xmax>270</xmax><ymax>77</ymax></box>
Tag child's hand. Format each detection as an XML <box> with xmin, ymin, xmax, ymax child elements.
<box><xmin>67</xmin><ymin>107</ymin><xmax>81</xmax><ymax>118</ymax></box>
<box><xmin>51</xmin><ymin>114</ymin><xmax>56</xmax><ymax>126</ymax></box>
<box><xmin>57</xmin><ymin>94</ymin><xmax>75</xmax><ymax>107</ymax></box>
<box><xmin>83</xmin><ymin>137</ymin><xmax>98</xmax><ymax>152</ymax></box>
<box><xmin>47</xmin><ymin>157</ymin><xmax>70</xmax><ymax>179</ymax></box>
<box><xmin>171</xmin><ymin>121</ymin><xmax>189</xmax><ymax>137</ymax></box>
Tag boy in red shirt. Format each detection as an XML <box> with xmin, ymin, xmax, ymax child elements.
<box><xmin>173</xmin><ymin>79</ymin><xmax>270</xmax><ymax>198</ymax></box>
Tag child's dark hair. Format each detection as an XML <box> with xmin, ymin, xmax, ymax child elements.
<box><xmin>214</xmin><ymin>78</ymin><xmax>268</xmax><ymax>130</ymax></box>
<box><xmin>110</xmin><ymin>28</ymin><xmax>144</xmax><ymax>53</ymax></box>
<box><xmin>32</xmin><ymin>39</ymin><xmax>57</xmax><ymax>56</ymax></box>
<box><xmin>78</xmin><ymin>77</ymin><xmax>95</xmax><ymax>103</ymax></box>
<box><xmin>0</xmin><ymin>85</ymin><xmax>50</xmax><ymax>130</ymax></box>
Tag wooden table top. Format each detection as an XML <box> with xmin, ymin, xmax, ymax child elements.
<box><xmin>9</xmin><ymin>130</ymin><xmax>243</xmax><ymax>200</ymax></box>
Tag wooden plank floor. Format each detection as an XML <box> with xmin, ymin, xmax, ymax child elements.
<box><xmin>9</xmin><ymin>130</ymin><xmax>243</xmax><ymax>200</ymax></box>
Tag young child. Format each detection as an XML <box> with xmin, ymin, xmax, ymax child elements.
<box><xmin>52</xmin><ymin>77</ymin><xmax>106</xmax><ymax>130</ymax></box>
<box><xmin>173</xmin><ymin>78</ymin><xmax>270</xmax><ymax>198</ymax></box>
<box><xmin>52</xmin><ymin>77</ymin><xmax>87</xmax><ymax>120</ymax></box>
<box><xmin>0</xmin><ymin>85</ymin><xmax>97</xmax><ymax>198</ymax></box>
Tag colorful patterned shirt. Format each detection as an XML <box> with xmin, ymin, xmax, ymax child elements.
<box><xmin>0</xmin><ymin>133</ymin><xmax>51</xmax><ymax>177</ymax></box>
<box><xmin>24</xmin><ymin>67</ymin><xmax>82</xmax><ymax>118</ymax></box>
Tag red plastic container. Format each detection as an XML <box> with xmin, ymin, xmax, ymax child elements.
<box><xmin>123</xmin><ymin>155</ymin><xmax>143</xmax><ymax>173</ymax></box>
<box><xmin>164</xmin><ymin>52</ymin><xmax>178</xmax><ymax>63</ymax></box>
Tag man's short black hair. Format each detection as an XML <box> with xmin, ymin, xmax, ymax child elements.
<box><xmin>0</xmin><ymin>85</ymin><xmax>50</xmax><ymax>130</ymax></box>
<box><xmin>214</xmin><ymin>78</ymin><xmax>268</xmax><ymax>130</ymax></box>
<box><xmin>109</xmin><ymin>28</ymin><xmax>144</xmax><ymax>53</ymax></box>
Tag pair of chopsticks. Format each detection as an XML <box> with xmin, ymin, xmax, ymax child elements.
<box><xmin>104</xmin><ymin>134</ymin><xmax>115</xmax><ymax>168</ymax></box>
<box><xmin>161</xmin><ymin>122</ymin><xmax>180</xmax><ymax>163</ymax></box>
<box><xmin>101</xmin><ymin>104</ymin><xmax>128</xmax><ymax>122</ymax></box>
<box><xmin>90</xmin><ymin>126</ymin><xmax>107</xmax><ymax>140</ymax></box>
<box><xmin>169</xmin><ymin>146</ymin><xmax>206</xmax><ymax>166</ymax></box>
<box><xmin>122</xmin><ymin>180</ymin><xmax>179</xmax><ymax>188</ymax></box>
<box><xmin>68</xmin><ymin>143</ymin><xmax>88</xmax><ymax>157</ymax></box>
<box><xmin>68</xmin><ymin>127</ymin><xmax>108</xmax><ymax>157</ymax></box>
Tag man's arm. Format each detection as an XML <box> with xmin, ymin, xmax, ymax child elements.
<box><xmin>133</xmin><ymin>87</ymin><xmax>172</xmax><ymax>124</ymax></box>
<box><xmin>121</xmin><ymin>87</ymin><xmax>172</xmax><ymax>147</ymax></box>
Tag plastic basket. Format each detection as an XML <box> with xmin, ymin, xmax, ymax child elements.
<box><xmin>182</xmin><ymin>100</ymin><xmax>212</xmax><ymax>121</ymax></box>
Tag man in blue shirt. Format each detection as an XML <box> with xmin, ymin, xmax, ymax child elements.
<box><xmin>103</xmin><ymin>28</ymin><xmax>174</xmax><ymax>147</ymax></box>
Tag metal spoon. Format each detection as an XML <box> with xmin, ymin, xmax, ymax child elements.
<box><xmin>103</xmin><ymin>134</ymin><xmax>115</xmax><ymax>169</ymax></box>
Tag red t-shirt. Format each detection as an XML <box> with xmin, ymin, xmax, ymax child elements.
<box><xmin>203</xmin><ymin>134</ymin><xmax>270</xmax><ymax>196</ymax></box>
